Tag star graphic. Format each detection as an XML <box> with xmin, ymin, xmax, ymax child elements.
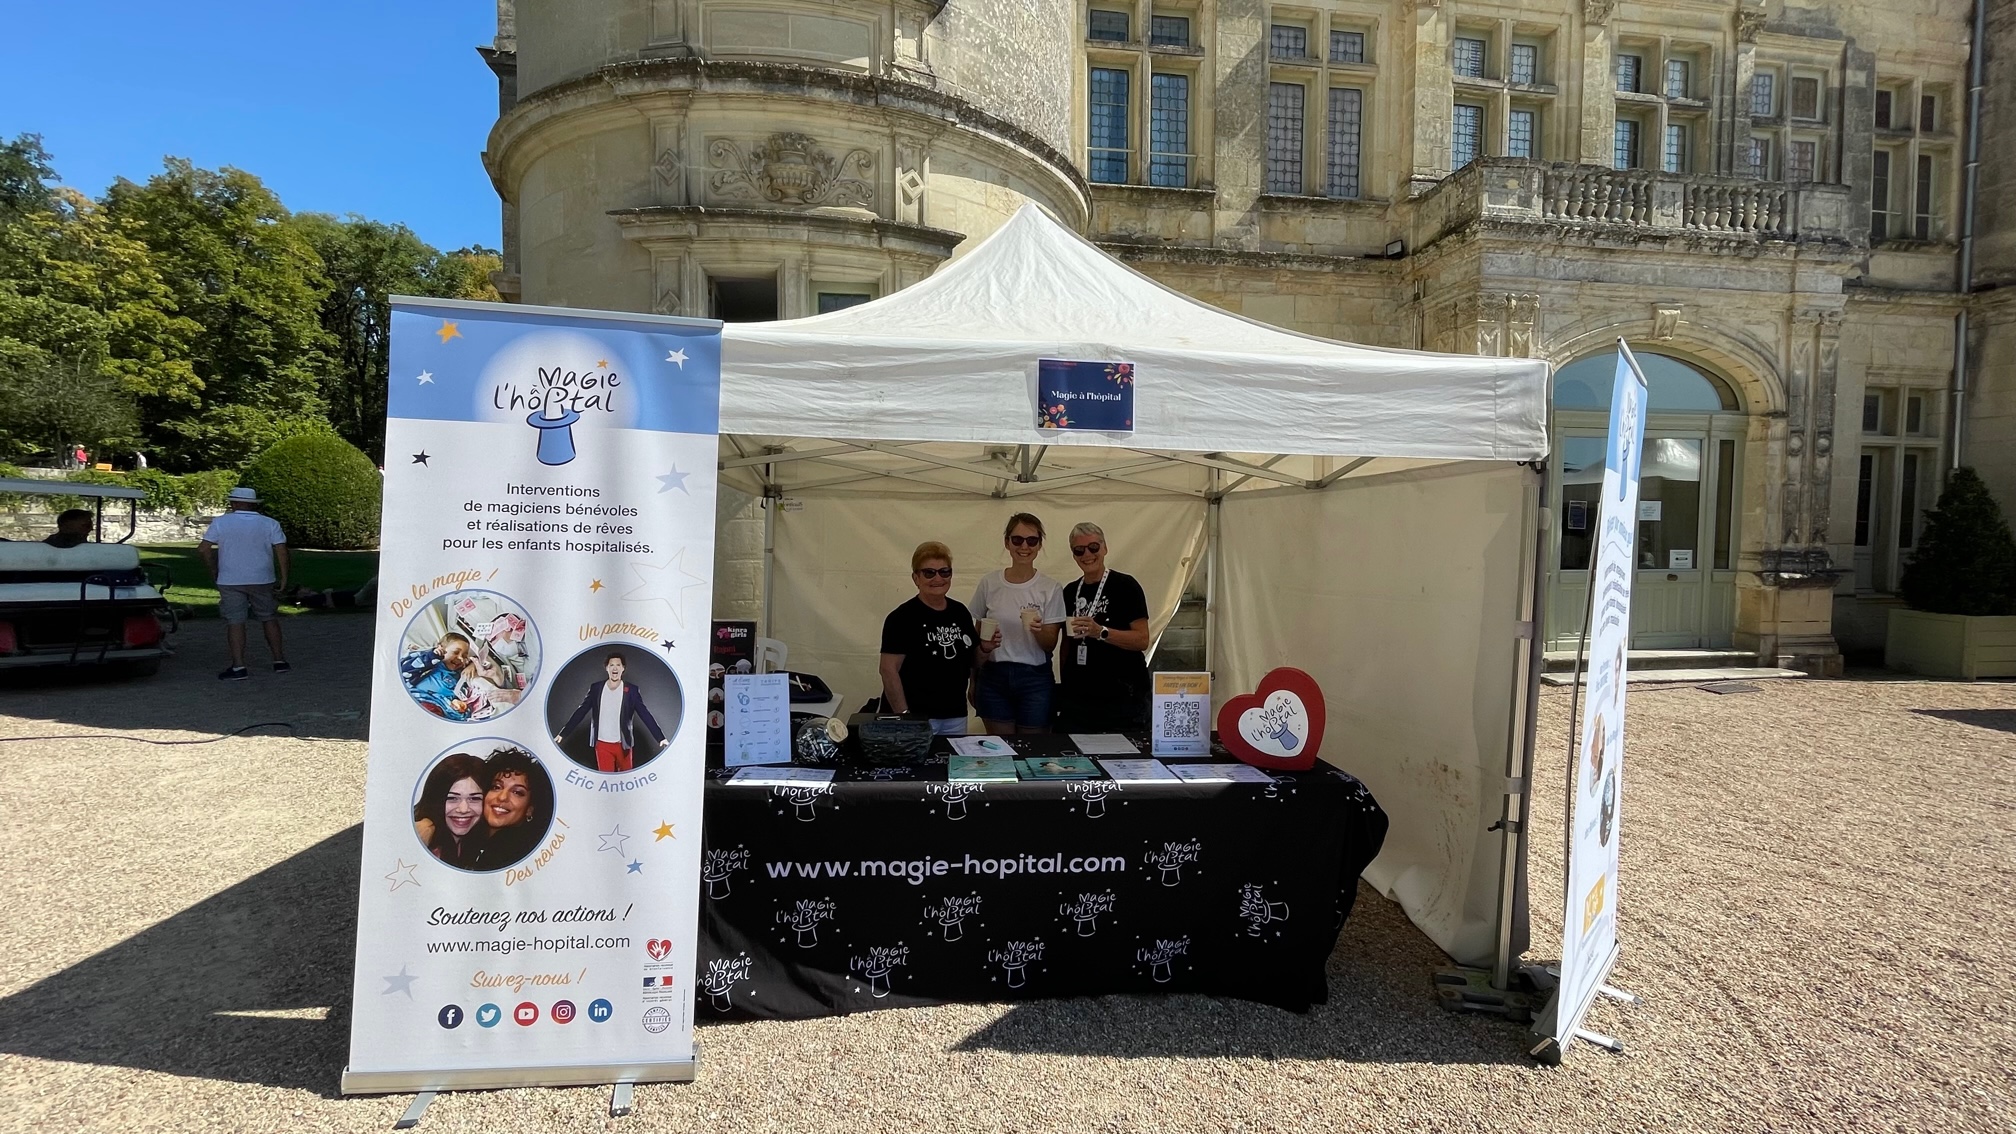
<box><xmin>588</xmin><ymin>579</ymin><xmax>604</xmax><ymax>593</ymax></box>
<box><xmin>665</xmin><ymin>348</ymin><xmax>687</xmax><ymax>368</ymax></box>
<box><xmin>622</xmin><ymin>548</ymin><xmax>709</xmax><ymax>627</ymax></box>
<box><xmin>598</xmin><ymin>825</ymin><xmax>631</xmax><ymax>856</ymax></box>
<box><xmin>656</xmin><ymin>466</ymin><xmax>690</xmax><ymax>494</ymax></box>
<box><xmin>411</xmin><ymin>451</ymin><xmax>430</xmax><ymax>466</ymax></box>
<box><xmin>660</xmin><ymin>639</ymin><xmax>676</xmax><ymax>652</ymax></box>
<box><xmin>596</xmin><ymin>358</ymin><xmax>608</xmax><ymax>368</ymax></box>
<box><xmin>653</xmin><ymin>821</ymin><xmax>674</xmax><ymax>841</ymax></box>
<box><xmin>436</xmin><ymin>321</ymin><xmax>461</xmax><ymax>344</ymax></box>
<box><xmin>415</xmin><ymin>370</ymin><xmax>434</xmax><ymax>385</ymax></box>
<box><xmin>627</xmin><ymin>860</ymin><xmax>644</xmax><ymax>874</ymax></box>
<box><xmin>382</xmin><ymin>965</ymin><xmax>418</xmax><ymax>998</ymax></box>
<box><xmin>385</xmin><ymin>859</ymin><xmax>420</xmax><ymax>890</ymax></box>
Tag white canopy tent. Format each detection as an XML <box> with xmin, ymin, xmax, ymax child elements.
<box><xmin>714</xmin><ymin>203</ymin><xmax>1552</xmax><ymax>972</ymax></box>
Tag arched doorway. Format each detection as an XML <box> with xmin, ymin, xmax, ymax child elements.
<box><xmin>1546</xmin><ymin>350</ymin><xmax>1748</xmax><ymax>650</ymax></box>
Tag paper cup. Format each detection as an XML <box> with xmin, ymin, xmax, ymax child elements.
<box><xmin>1019</xmin><ymin>608</ymin><xmax>1041</xmax><ymax>630</ymax></box>
<box><xmin>977</xmin><ymin>617</ymin><xmax>999</xmax><ymax>641</ymax></box>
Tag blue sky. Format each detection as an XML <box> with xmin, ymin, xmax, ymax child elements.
<box><xmin>4</xmin><ymin>2</ymin><xmax>501</xmax><ymax>253</ymax></box>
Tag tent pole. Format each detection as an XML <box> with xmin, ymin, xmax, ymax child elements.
<box><xmin>1491</xmin><ymin>461</ymin><xmax>1549</xmax><ymax>991</ymax></box>
<box><xmin>761</xmin><ymin>449</ymin><xmax>780</xmax><ymax>640</ymax></box>
<box><xmin>1204</xmin><ymin>471</ymin><xmax>1222</xmax><ymax>679</ymax></box>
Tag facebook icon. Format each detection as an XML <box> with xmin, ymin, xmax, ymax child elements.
<box><xmin>588</xmin><ymin>998</ymin><xmax>614</xmax><ymax>1023</ymax></box>
<box><xmin>437</xmin><ymin>1004</ymin><xmax>464</xmax><ymax>1030</ymax></box>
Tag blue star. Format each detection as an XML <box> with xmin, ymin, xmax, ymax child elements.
<box><xmin>656</xmin><ymin>466</ymin><xmax>690</xmax><ymax>493</ymax></box>
<box><xmin>627</xmin><ymin>860</ymin><xmax>644</xmax><ymax>874</ymax></box>
<box><xmin>382</xmin><ymin>965</ymin><xmax>418</xmax><ymax>999</ymax></box>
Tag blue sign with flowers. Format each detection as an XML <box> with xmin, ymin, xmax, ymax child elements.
<box><xmin>1036</xmin><ymin>359</ymin><xmax>1134</xmax><ymax>432</ymax></box>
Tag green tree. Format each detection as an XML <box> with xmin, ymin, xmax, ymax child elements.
<box><xmin>0</xmin><ymin>139</ymin><xmax>199</xmax><ymax>462</ymax></box>
<box><xmin>1899</xmin><ymin>467</ymin><xmax>2016</xmax><ymax>616</ymax></box>
<box><xmin>296</xmin><ymin>215</ymin><xmax>498</xmax><ymax>462</ymax></box>
<box><xmin>102</xmin><ymin>159</ymin><xmax>336</xmax><ymax>468</ymax></box>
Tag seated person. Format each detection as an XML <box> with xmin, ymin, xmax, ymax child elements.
<box><xmin>878</xmin><ymin>541</ymin><xmax>977</xmax><ymax>737</ymax></box>
<box><xmin>401</xmin><ymin>631</ymin><xmax>473</xmax><ymax>718</ymax></box>
<box><xmin>43</xmin><ymin>509</ymin><xmax>93</xmax><ymax>548</ymax></box>
<box><xmin>1058</xmin><ymin>522</ymin><xmax>1154</xmax><ymax>733</ymax></box>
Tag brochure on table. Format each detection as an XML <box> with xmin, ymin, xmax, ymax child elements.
<box><xmin>722</xmin><ymin>672</ymin><xmax>790</xmax><ymax>767</ymax></box>
<box><xmin>343</xmin><ymin>298</ymin><xmax>721</xmax><ymax>1094</ymax></box>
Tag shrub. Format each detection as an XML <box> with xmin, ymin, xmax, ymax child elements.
<box><xmin>240</xmin><ymin>433</ymin><xmax>383</xmax><ymax>549</ymax></box>
<box><xmin>1898</xmin><ymin>467</ymin><xmax>2016</xmax><ymax>617</ymax></box>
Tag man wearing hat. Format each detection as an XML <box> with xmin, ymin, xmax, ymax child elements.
<box><xmin>200</xmin><ymin>487</ymin><xmax>291</xmax><ymax>680</ymax></box>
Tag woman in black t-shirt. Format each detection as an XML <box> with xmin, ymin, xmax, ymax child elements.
<box><xmin>1058</xmin><ymin>522</ymin><xmax>1153</xmax><ymax>732</ymax></box>
<box><xmin>877</xmin><ymin>541</ymin><xmax>980</xmax><ymax>735</ymax></box>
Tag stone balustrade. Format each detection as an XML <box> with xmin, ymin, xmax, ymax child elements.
<box><xmin>1412</xmin><ymin>160</ymin><xmax>1859</xmax><ymax>250</ymax></box>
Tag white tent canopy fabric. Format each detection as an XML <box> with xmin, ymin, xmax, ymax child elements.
<box><xmin>720</xmin><ymin>204</ymin><xmax>1546</xmax><ymax>462</ymax></box>
<box><xmin>711</xmin><ymin>203</ymin><xmax>1552</xmax><ymax>970</ymax></box>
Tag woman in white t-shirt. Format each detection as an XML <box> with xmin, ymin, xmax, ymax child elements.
<box><xmin>969</xmin><ymin>512</ymin><xmax>1067</xmax><ymax>734</ymax></box>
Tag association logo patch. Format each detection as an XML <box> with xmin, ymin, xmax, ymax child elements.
<box><xmin>642</xmin><ymin>1005</ymin><xmax>671</xmax><ymax>1033</ymax></box>
<box><xmin>645</xmin><ymin>938</ymin><xmax>673</xmax><ymax>961</ymax></box>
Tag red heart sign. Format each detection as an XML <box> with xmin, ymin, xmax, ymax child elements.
<box><xmin>1215</xmin><ymin>667</ymin><xmax>1325</xmax><ymax>771</ymax></box>
<box><xmin>645</xmin><ymin>939</ymin><xmax>673</xmax><ymax>961</ymax></box>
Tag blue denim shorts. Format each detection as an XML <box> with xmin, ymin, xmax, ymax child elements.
<box><xmin>974</xmin><ymin>660</ymin><xmax>1055</xmax><ymax>728</ymax></box>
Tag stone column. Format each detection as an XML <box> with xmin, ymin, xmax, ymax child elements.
<box><xmin>1839</xmin><ymin>45</ymin><xmax>1876</xmax><ymax>225</ymax></box>
<box><xmin>1212</xmin><ymin>0</ymin><xmax>1267</xmax><ymax>249</ymax></box>
<box><xmin>1578</xmin><ymin>0</ymin><xmax>1617</xmax><ymax>167</ymax></box>
<box><xmin>1732</xmin><ymin>3</ymin><xmax>1764</xmax><ymax>175</ymax></box>
<box><xmin>1406</xmin><ymin>0</ymin><xmax>1452</xmax><ymax>192</ymax></box>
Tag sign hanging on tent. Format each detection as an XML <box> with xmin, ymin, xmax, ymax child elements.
<box><xmin>1035</xmin><ymin>359</ymin><xmax>1134</xmax><ymax>431</ymax></box>
<box><xmin>343</xmin><ymin>297</ymin><xmax>722</xmax><ymax>1094</ymax></box>
<box><xmin>1550</xmin><ymin>344</ymin><xmax>1647</xmax><ymax>1051</ymax></box>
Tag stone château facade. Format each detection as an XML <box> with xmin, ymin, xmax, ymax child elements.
<box><xmin>481</xmin><ymin>0</ymin><xmax>2016</xmax><ymax>672</ymax></box>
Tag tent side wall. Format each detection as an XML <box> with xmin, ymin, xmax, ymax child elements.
<box><xmin>1216</xmin><ymin>462</ymin><xmax>1533</xmax><ymax>966</ymax></box>
<box><xmin>762</xmin><ymin>491</ymin><xmax>1208</xmax><ymax>720</ymax></box>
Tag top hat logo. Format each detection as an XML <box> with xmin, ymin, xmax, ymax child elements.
<box><xmin>529</xmin><ymin>395</ymin><xmax>581</xmax><ymax>465</ymax></box>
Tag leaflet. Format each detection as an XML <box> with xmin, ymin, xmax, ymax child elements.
<box><xmin>726</xmin><ymin>766</ymin><xmax>835</xmax><ymax>787</ymax></box>
<box><xmin>1167</xmin><ymin>763</ymin><xmax>1278</xmax><ymax>784</ymax></box>
<box><xmin>1069</xmin><ymin>733</ymin><xmax>1141</xmax><ymax>755</ymax></box>
<box><xmin>948</xmin><ymin>735</ymin><xmax>1018</xmax><ymax>758</ymax></box>
<box><xmin>1096</xmin><ymin>758</ymin><xmax>1181</xmax><ymax>782</ymax></box>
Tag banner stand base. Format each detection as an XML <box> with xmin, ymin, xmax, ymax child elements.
<box><xmin>347</xmin><ymin>1046</ymin><xmax>701</xmax><ymax>1125</ymax></box>
<box><xmin>1527</xmin><ymin>971</ymin><xmax>1637</xmax><ymax>1066</ymax></box>
<box><xmin>1432</xmin><ymin>963</ymin><xmax>1554</xmax><ymax>1024</ymax></box>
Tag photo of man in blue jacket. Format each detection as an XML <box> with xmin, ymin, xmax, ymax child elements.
<box><xmin>554</xmin><ymin>652</ymin><xmax>670</xmax><ymax>772</ymax></box>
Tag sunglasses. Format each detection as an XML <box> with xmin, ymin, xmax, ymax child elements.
<box><xmin>915</xmin><ymin>567</ymin><xmax>954</xmax><ymax>579</ymax></box>
<box><xmin>1070</xmin><ymin>542</ymin><xmax>1102</xmax><ymax>556</ymax></box>
<box><xmin>1007</xmin><ymin>534</ymin><xmax>1042</xmax><ymax>547</ymax></box>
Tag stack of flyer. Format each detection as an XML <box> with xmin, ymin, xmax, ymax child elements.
<box><xmin>947</xmin><ymin>755</ymin><xmax>1020</xmax><ymax>782</ymax></box>
<box><xmin>1016</xmin><ymin>755</ymin><xmax>1102</xmax><ymax>780</ymax></box>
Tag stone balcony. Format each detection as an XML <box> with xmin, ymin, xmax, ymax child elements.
<box><xmin>1411</xmin><ymin>159</ymin><xmax>1862</xmax><ymax>253</ymax></box>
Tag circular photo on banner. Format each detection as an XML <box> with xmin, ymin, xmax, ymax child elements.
<box><xmin>396</xmin><ymin>589</ymin><xmax>542</xmax><ymax>722</ymax></box>
<box><xmin>545</xmin><ymin>644</ymin><xmax>683</xmax><ymax>774</ymax></box>
<box><xmin>412</xmin><ymin>741</ymin><xmax>557</xmax><ymax>873</ymax></box>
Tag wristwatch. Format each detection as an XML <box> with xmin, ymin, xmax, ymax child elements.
<box><xmin>1098</xmin><ymin>627</ymin><xmax>1110</xmax><ymax>641</ymax></box>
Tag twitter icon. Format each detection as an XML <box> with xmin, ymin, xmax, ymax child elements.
<box><xmin>476</xmin><ymin>1003</ymin><xmax>503</xmax><ymax>1028</ymax></box>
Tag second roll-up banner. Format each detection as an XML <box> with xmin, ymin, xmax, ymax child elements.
<box><xmin>343</xmin><ymin>298</ymin><xmax>722</xmax><ymax>1093</ymax></box>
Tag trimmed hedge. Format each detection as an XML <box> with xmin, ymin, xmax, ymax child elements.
<box><xmin>241</xmin><ymin>433</ymin><xmax>383</xmax><ymax>550</ymax></box>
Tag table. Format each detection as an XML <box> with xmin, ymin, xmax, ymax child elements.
<box><xmin>695</xmin><ymin>735</ymin><xmax>1387</xmax><ymax>1020</ymax></box>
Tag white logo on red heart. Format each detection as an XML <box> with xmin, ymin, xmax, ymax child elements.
<box><xmin>645</xmin><ymin>939</ymin><xmax>673</xmax><ymax>961</ymax></box>
<box><xmin>1216</xmin><ymin>667</ymin><xmax>1326</xmax><ymax>771</ymax></box>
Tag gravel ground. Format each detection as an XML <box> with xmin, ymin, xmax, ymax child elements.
<box><xmin>1</xmin><ymin>616</ymin><xmax>2011</xmax><ymax>1133</ymax></box>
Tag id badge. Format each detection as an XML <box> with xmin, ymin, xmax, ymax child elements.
<box><xmin>1076</xmin><ymin>641</ymin><xmax>1088</xmax><ymax>666</ymax></box>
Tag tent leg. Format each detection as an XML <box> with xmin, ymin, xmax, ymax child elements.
<box><xmin>761</xmin><ymin>488</ymin><xmax>779</xmax><ymax>640</ymax></box>
<box><xmin>1492</xmin><ymin>462</ymin><xmax>1548</xmax><ymax>990</ymax></box>
<box><xmin>1204</xmin><ymin>476</ymin><xmax>1222</xmax><ymax>678</ymax></box>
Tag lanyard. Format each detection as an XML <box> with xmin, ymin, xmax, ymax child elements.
<box><xmin>1073</xmin><ymin>571</ymin><xmax>1109</xmax><ymax>666</ymax></box>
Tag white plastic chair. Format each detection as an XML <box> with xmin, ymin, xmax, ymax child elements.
<box><xmin>755</xmin><ymin>636</ymin><xmax>788</xmax><ymax>674</ymax></box>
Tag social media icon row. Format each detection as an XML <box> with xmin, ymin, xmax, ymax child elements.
<box><xmin>440</xmin><ymin>999</ymin><xmax>614</xmax><ymax>1029</ymax></box>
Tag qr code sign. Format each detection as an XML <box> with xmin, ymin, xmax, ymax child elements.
<box><xmin>1160</xmin><ymin>698</ymin><xmax>1205</xmax><ymax>740</ymax></box>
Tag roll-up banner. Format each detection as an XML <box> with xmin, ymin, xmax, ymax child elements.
<box><xmin>343</xmin><ymin>298</ymin><xmax>722</xmax><ymax>1094</ymax></box>
<box><xmin>1552</xmin><ymin>344</ymin><xmax>1647</xmax><ymax>1049</ymax></box>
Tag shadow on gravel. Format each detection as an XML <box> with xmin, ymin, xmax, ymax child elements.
<box><xmin>1910</xmin><ymin>707</ymin><xmax>2016</xmax><ymax>735</ymax></box>
<box><xmin>946</xmin><ymin>885</ymin><xmax>1533</xmax><ymax>1066</ymax></box>
<box><xmin>0</xmin><ymin>614</ymin><xmax>373</xmax><ymax>742</ymax></box>
<box><xmin>0</xmin><ymin>825</ymin><xmax>359</xmax><ymax>1095</ymax></box>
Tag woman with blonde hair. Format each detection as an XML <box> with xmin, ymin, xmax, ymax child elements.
<box><xmin>877</xmin><ymin>540</ymin><xmax>978</xmax><ymax>736</ymax></box>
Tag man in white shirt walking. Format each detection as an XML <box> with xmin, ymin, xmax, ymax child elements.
<box><xmin>200</xmin><ymin>487</ymin><xmax>291</xmax><ymax>680</ymax></box>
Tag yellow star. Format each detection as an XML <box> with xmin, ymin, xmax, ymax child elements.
<box><xmin>588</xmin><ymin>579</ymin><xmax>605</xmax><ymax>593</ymax></box>
<box><xmin>435</xmin><ymin>321</ymin><xmax>462</xmax><ymax>344</ymax></box>
<box><xmin>652</xmin><ymin>821</ymin><xmax>674</xmax><ymax>841</ymax></box>
<box><xmin>596</xmin><ymin>358</ymin><xmax>608</xmax><ymax>368</ymax></box>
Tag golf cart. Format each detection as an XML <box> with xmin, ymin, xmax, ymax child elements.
<box><xmin>0</xmin><ymin>477</ymin><xmax>175</xmax><ymax>676</ymax></box>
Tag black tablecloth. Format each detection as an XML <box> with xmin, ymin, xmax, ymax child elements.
<box><xmin>695</xmin><ymin>736</ymin><xmax>1387</xmax><ymax>1019</ymax></box>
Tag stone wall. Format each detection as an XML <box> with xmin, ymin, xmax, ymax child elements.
<box><xmin>0</xmin><ymin>507</ymin><xmax>210</xmax><ymax>545</ymax></box>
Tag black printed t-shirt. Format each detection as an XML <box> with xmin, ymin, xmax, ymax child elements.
<box><xmin>1059</xmin><ymin>570</ymin><xmax>1150</xmax><ymax>701</ymax></box>
<box><xmin>879</xmin><ymin>596</ymin><xmax>977</xmax><ymax>719</ymax></box>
